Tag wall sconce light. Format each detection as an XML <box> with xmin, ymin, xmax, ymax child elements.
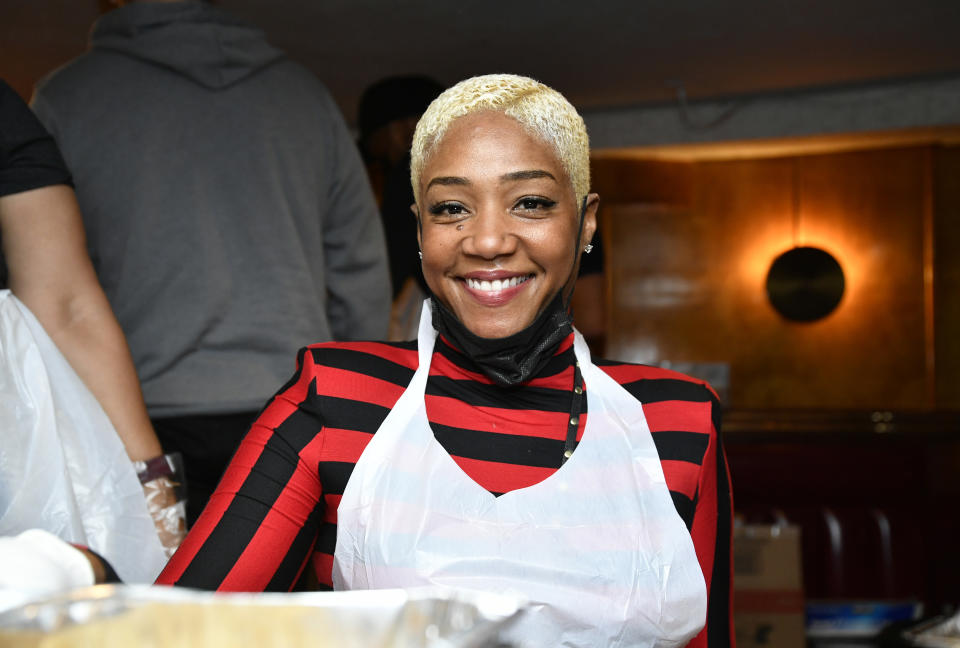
<box><xmin>766</xmin><ymin>246</ymin><xmax>845</xmax><ymax>321</ymax></box>
<box><xmin>765</xmin><ymin>159</ymin><xmax>845</xmax><ymax>322</ymax></box>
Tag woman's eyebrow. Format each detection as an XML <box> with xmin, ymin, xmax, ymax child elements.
<box><xmin>426</xmin><ymin>176</ymin><xmax>470</xmax><ymax>190</ymax></box>
<box><xmin>500</xmin><ymin>169</ymin><xmax>557</xmax><ymax>183</ymax></box>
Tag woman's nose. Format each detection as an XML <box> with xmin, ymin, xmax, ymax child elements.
<box><xmin>461</xmin><ymin>209</ymin><xmax>518</xmax><ymax>259</ymax></box>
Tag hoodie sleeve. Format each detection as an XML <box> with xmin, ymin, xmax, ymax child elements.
<box><xmin>318</xmin><ymin>90</ymin><xmax>391</xmax><ymax>342</ymax></box>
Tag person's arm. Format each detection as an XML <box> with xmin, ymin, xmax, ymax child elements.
<box><xmin>156</xmin><ymin>347</ymin><xmax>325</xmax><ymax>591</ymax></box>
<box><xmin>0</xmin><ymin>184</ymin><xmax>162</xmax><ymax>461</ymax></box>
<box><xmin>687</xmin><ymin>396</ymin><xmax>735</xmax><ymax>648</ymax></box>
<box><xmin>320</xmin><ymin>90</ymin><xmax>392</xmax><ymax>341</ymax></box>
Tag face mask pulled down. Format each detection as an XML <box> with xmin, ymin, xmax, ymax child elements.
<box><xmin>429</xmin><ymin>292</ymin><xmax>572</xmax><ymax>387</ymax></box>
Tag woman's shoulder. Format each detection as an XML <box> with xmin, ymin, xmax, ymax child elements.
<box><xmin>273</xmin><ymin>340</ymin><xmax>420</xmax><ymax>431</ymax></box>
<box><xmin>297</xmin><ymin>339</ymin><xmax>420</xmax><ymax>389</ymax></box>
<box><xmin>593</xmin><ymin>358</ymin><xmax>721</xmax><ymax>434</ymax></box>
<box><xmin>593</xmin><ymin>357</ymin><xmax>718</xmax><ymax>402</ymax></box>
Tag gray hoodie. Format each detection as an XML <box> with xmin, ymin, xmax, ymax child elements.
<box><xmin>33</xmin><ymin>1</ymin><xmax>390</xmax><ymax>417</ymax></box>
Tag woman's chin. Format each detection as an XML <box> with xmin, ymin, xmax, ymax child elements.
<box><xmin>465</xmin><ymin>323</ymin><xmax>523</xmax><ymax>339</ymax></box>
<box><xmin>459</xmin><ymin>309</ymin><xmax>537</xmax><ymax>339</ymax></box>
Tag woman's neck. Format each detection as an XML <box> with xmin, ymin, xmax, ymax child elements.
<box><xmin>428</xmin><ymin>293</ymin><xmax>574</xmax><ymax>387</ymax></box>
<box><xmin>433</xmin><ymin>332</ymin><xmax>577</xmax><ymax>387</ymax></box>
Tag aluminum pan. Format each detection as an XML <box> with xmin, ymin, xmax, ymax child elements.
<box><xmin>0</xmin><ymin>585</ymin><xmax>524</xmax><ymax>648</ymax></box>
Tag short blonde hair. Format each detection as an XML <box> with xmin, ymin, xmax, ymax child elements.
<box><xmin>410</xmin><ymin>74</ymin><xmax>590</xmax><ymax>204</ymax></box>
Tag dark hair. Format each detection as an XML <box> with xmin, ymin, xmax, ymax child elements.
<box><xmin>357</xmin><ymin>75</ymin><xmax>444</xmax><ymax>143</ymax></box>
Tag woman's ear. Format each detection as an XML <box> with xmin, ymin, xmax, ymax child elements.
<box><xmin>583</xmin><ymin>193</ymin><xmax>600</xmax><ymax>247</ymax></box>
<box><xmin>412</xmin><ymin>204</ymin><xmax>422</xmax><ymax>252</ymax></box>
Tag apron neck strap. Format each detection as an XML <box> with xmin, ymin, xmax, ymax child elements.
<box><xmin>416</xmin><ymin>300</ymin><xmax>439</xmax><ymax>370</ymax></box>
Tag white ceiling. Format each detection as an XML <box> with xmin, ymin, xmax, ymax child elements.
<box><xmin>4</xmin><ymin>0</ymin><xmax>960</xmax><ymax>126</ymax></box>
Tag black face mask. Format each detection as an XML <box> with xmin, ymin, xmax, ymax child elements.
<box><xmin>430</xmin><ymin>292</ymin><xmax>573</xmax><ymax>387</ymax></box>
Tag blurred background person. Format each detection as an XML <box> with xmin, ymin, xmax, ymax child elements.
<box><xmin>357</xmin><ymin>75</ymin><xmax>444</xmax><ymax>339</ymax></box>
<box><xmin>1</xmin><ymin>78</ymin><xmax>172</xmax><ymax>583</ymax></box>
<box><xmin>357</xmin><ymin>74</ymin><xmax>445</xmax><ymax>208</ymax></box>
<box><xmin>1</xmin><ymin>78</ymin><xmax>160</xmax><ymax>465</ymax></box>
<box><xmin>31</xmin><ymin>0</ymin><xmax>391</xmax><ymax>527</ymax></box>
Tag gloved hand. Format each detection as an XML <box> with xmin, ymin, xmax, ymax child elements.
<box><xmin>0</xmin><ymin>528</ymin><xmax>95</xmax><ymax>612</ymax></box>
<box><xmin>134</xmin><ymin>453</ymin><xmax>187</xmax><ymax>557</ymax></box>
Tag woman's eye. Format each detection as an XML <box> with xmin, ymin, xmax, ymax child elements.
<box><xmin>514</xmin><ymin>197</ymin><xmax>557</xmax><ymax>212</ymax></box>
<box><xmin>428</xmin><ymin>202</ymin><xmax>467</xmax><ymax>218</ymax></box>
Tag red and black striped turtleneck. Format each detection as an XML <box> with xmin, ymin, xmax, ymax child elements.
<box><xmin>156</xmin><ymin>333</ymin><xmax>734</xmax><ymax>648</ymax></box>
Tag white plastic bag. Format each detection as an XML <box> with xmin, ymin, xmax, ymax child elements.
<box><xmin>0</xmin><ymin>290</ymin><xmax>167</xmax><ymax>583</ymax></box>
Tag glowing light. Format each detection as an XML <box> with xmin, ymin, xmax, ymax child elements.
<box><xmin>739</xmin><ymin>204</ymin><xmax>865</xmax><ymax>324</ymax></box>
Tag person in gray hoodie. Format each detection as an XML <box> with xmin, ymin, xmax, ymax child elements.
<box><xmin>32</xmin><ymin>0</ymin><xmax>391</xmax><ymax>526</ymax></box>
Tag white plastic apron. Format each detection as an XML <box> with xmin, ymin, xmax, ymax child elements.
<box><xmin>0</xmin><ymin>290</ymin><xmax>167</xmax><ymax>584</ymax></box>
<box><xmin>333</xmin><ymin>302</ymin><xmax>707</xmax><ymax>647</ymax></box>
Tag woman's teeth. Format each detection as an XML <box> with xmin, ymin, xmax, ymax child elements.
<box><xmin>466</xmin><ymin>275</ymin><xmax>530</xmax><ymax>292</ymax></box>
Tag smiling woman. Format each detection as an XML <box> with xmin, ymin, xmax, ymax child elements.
<box><xmin>157</xmin><ymin>74</ymin><xmax>734</xmax><ymax>648</ymax></box>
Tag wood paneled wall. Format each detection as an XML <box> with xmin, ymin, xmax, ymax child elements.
<box><xmin>934</xmin><ymin>146</ymin><xmax>960</xmax><ymax>405</ymax></box>
<box><xmin>594</xmin><ymin>145</ymin><xmax>959</xmax><ymax>409</ymax></box>
<box><xmin>593</xmin><ymin>144</ymin><xmax>960</xmax><ymax>610</ymax></box>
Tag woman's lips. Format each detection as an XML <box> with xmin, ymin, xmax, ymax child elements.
<box><xmin>461</xmin><ymin>274</ymin><xmax>533</xmax><ymax>306</ymax></box>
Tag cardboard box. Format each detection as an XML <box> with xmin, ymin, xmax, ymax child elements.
<box><xmin>734</xmin><ymin>524</ymin><xmax>806</xmax><ymax>648</ymax></box>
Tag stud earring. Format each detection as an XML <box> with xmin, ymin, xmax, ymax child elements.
<box><xmin>583</xmin><ymin>244</ymin><xmax>594</xmax><ymax>254</ymax></box>
<box><xmin>418</xmin><ymin>251</ymin><xmax>423</xmax><ymax>260</ymax></box>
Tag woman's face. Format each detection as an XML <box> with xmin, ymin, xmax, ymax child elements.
<box><xmin>417</xmin><ymin>111</ymin><xmax>598</xmax><ymax>339</ymax></box>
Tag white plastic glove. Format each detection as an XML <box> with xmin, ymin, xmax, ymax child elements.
<box><xmin>134</xmin><ymin>454</ymin><xmax>187</xmax><ymax>558</ymax></box>
<box><xmin>0</xmin><ymin>528</ymin><xmax>95</xmax><ymax>612</ymax></box>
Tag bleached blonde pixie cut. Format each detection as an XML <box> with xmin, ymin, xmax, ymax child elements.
<box><xmin>410</xmin><ymin>73</ymin><xmax>590</xmax><ymax>205</ymax></box>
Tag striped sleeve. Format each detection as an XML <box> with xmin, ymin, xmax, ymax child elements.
<box><xmin>685</xmin><ymin>393</ymin><xmax>734</xmax><ymax>648</ymax></box>
<box><xmin>155</xmin><ymin>347</ymin><xmax>327</xmax><ymax>591</ymax></box>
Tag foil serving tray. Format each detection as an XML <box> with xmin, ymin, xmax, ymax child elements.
<box><xmin>0</xmin><ymin>584</ymin><xmax>524</xmax><ymax>647</ymax></box>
